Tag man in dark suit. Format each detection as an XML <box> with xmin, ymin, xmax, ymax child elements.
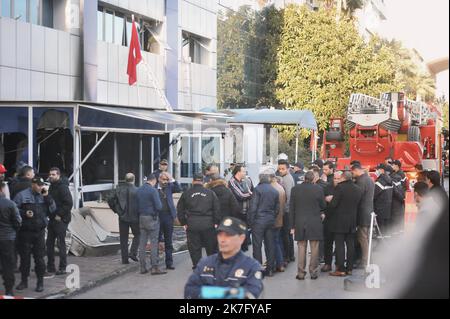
<box><xmin>327</xmin><ymin>171</ymin><xmax>362</xmax><ymax>276</ymax></box>
<box><xmin>290</xmin><ymin>171</ymin><xmax>326</xmax><ymax>280</ymax></box>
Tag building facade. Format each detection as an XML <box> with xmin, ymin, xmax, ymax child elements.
<box><xmin>0</xmin><ymin>0</ymin><xmax>217</xmax><ymax>111</ymax></box>
<box><xmin>0</xmin><ymin>0</ymin><xmax>226</xmax><ymax>207</ymax></box>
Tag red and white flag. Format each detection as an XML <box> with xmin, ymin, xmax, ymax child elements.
<box><xmin>127</xmin><ymin>17</ymin><xmax>142</xmax><ymax>86</ymax></box>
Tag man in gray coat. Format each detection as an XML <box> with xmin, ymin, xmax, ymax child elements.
<box><xmin>351</xmin><ymin>163</ymin><xmax>375</xmax><ymax>269</ymax></box>
<box><xmin>277</xmin><ymin>160</ymin><xmax>296</xmax><ymax>264</ymax></box>
<box><xmin>290</xmin><ymin>171</ymin><xmax>326</xmax><ymax>280</ymax></box>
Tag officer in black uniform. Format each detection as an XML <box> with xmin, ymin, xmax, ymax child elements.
<box><xmin>390</xmin><ymin>160</ymin><xmax>407</xmax><ymax>234</ymax></box>
<box><xmin>13</xmin><ymin>177</ymin><xmax>56</xmax><ymax>293</ymax></box>
<box><xmin>177</xmin><ymin>173</ymin><xmax>220</xmax><ymax>269</ymax></box>
<box><xmin>374</xmin><ymin>164</ymin><xmax>394</xmax><ymax>236</ymax></box>
<box><xmin>184</xmin><ymin>217</ymin><xmax>264</xmax><ymax>299</ymax></box>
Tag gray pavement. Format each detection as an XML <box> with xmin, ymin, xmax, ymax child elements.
<box><xmin>72</xmin><ymin>247</ymin><xmax>368</xmax><ymax>300</ymax></box>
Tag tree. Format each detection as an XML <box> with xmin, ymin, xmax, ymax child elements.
<box><xmin>217</xmin><ymin>6</ymin><xmax>254</xmax><ymax>109</ymax></box>
<box><xmin>276</xmin><ymin>5</ymin><xmax>398</xmax><ymax>132</ymax></box>
<box><xmin>318</xmin><ymin>0</ymin><xmax>366</xmax><ymax>19</ymax></box>
<box><xmin>375</xmin><ymin>38</ymin><xmax>436</xmax><ymax>102</ymax></box>
<box><xmin>217</xmin><ymin>5</ymin><xmax>284</xmax><ymax>109</ymax></box>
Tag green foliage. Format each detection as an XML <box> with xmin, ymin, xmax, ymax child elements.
<box><xmin>276</xmin><ymin>5</ymin><xmax>398</xmax><ymax>131</ymax></box>
<box><xmin>217</xmin><ymin>6</ymin><xmax>283</xmax><ymax>109</ymax></box>
<box><xmin>374</xmin><ymin>38</ymin><xmax>436</xmax><ymax>102</ymax></box>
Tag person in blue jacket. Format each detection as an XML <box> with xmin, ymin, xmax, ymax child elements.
<box><xmin>184</xmin><ymin>217</ymin><xmax>264</xmax><ymax>299</ymax></box>
<box><xmin>137</xmin><ymin>174</ymin><xmax>165</xmax><ymax>275</ymax></box>
<box><xmin>156</xmin><ymin>171</ymin><xmax>181</xmax><ymax>270</ymax></box>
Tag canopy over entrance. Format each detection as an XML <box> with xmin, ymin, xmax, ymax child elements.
<box><xmin>227</xmin><ymin>108</ymin><xmax>319</xmax><ymax>163</ymax></box>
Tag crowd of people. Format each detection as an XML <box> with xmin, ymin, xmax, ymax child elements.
<box><xmin>0</xmin><ymin>156</ymin><xmax>448</xmax><ymax>298</ymax></box>
<box><xmin>0</xmin><ymin>164</ymin><xmax>72</xmax><ymax>296</ymax></box>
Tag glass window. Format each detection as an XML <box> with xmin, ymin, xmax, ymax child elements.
<box><xmin>126</xmin><ymin>16</ymin><xmax>132</xmax><ymax>46</ymax></box>
<box><xmin>41</xmin><ymin>0</ymin><xmax>53</xmax><ymax>27</ymax></box>
<box><xmin>202</xmin><ymin>137</ymin><xmax>220</xmax><ymax>172</ymax></box>
<box><xmin>14</xmin><ymin>0</ymin><xmax>27</xmax><ymax>21</ymax></box>
<box><xmin>97</xmin><ymin>9</ymin><xmax>104</xmax><ymax>41</ymax></box>
<box><xmin>1</xmin><ymin>0</ymin><xmax>11</xmax><ymax>17</ymax></box>
<box><xmin>29</xmin><ymin>0</ymin><xmax>40</xmax><ymax>24</ymax></box>
<box><xmin>104</xmin><ymin>10</ymin><xmax>113</xmax><ymax>43</ymax></box>
<box><xmin>114</xmin><ymin>12</ymin><xmax>125</xmax><ymax>46</ymax></box>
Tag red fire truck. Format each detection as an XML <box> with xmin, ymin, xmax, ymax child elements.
<box><xmin>321</xmin><ymin>92</ymin><xmax>445</xmax><ymax>227</ymax></box>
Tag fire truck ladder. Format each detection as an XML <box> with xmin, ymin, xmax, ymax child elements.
<box><xmin>406</xmin><ymin>100</ymin><xmax>434</xmax><ymax>126</ymax></box>
<box><xmin>348</xmin><ymin>93</ymin><xmax>391</xmax><ymax>115</ymax></box>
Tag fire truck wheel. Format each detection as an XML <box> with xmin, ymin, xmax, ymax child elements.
<box><xmin>407</xmin><ymin>126</ymin><xmax>421</xmax><ymax>142</ymax></box>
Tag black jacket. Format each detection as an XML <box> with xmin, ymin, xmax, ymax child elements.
<box><xmin>207</xmin><ymin>179</ymin><xmax>240</xmax><ymax>223</ymax></box>
<box><xmin>248</xmin><ymin>178</ymin><xmax>280</xmax><ymax>227</ymax></box>
<box><xmin>390</xmin><ymin>170</ymin><xmax>406</xmax><ymax>217</ymax></box>
<box><xmin>0</xmin><ymin>195</ymin><xmax>22</xmax><ymax>241</ymax></box>
<box><xmin>107</xmin><ymin>183</ymin><xmax>139</xmax><ymax>224</ymax></box>
<box><xmin>177</xmin><ymin>184</ymin><xmax>221</xmax><ymax>231</ymax></box>
<box><xmin>290</xmin><ymin>182</ymin><xmax>326</xmax><ymax>241</ymax></box>
<box><xmin>328</xmin><ymin>180</ymin><xmax>363</xmax><ymax>234</ymax></box>
<box><xmin>354</xmin><ymin>173</ymin><xmax>375</xmax><ymax>226</ymax></box>
<box><xmin>374</xmin><ymin>173</ymin><xmax>393</xmax><ymax>220</ymax></box>
<box><xmin>49</xmin><ymin>178</ymin><xmax>73</xmax><ymax>224</ymax></box>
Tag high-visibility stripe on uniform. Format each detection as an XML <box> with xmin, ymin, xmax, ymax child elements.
<box><xmin>375</xmin><ymin>182</ymin><xmax>394</xmax><ymax>190</ymax></box>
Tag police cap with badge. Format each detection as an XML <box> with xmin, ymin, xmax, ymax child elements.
<box><xmin>217</xmin><ymin>217</ymin><xmax>247</xmax><ymax>236</ymax></box>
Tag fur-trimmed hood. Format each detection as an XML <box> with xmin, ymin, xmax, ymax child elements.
<box><xmin>206</xmin><ymin>178</ymin><xmax>228</xmax><ymax>189</ymax></box>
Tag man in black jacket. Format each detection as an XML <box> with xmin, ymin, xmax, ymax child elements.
<box><xmin>374</xmin><ymin>164</ymin><xmax>394</xmax><ymax>236</ymax></box>
<box><xmin>46</xmin><ymin>167</ymin><xmax>73</xmax><ymax>275</ymax></box>
<box><xmin>0</xmin><ymin>182</ymin><xmax>22</xmax><ymax>296</ymax></box>
<box><xmin>351</xmin><ymin>163</ymin><xmax>375</xmax><ymax>269</ymax></box>
<box><xmin>390</xmin><ymin>160</ymin><xmax>407</xmax><ymax>235</ymax></box>
<box><xmin>327</xmin><ymin>171</ymin><xmax>362</xmax><ymax>276</ymax></box>
<box><xmin>177</xmin><ymin>173</ymin><xmax>221</xmax><ymax>269</ymax></box>
<box><xmin>207</xmin><ymin>174</ymin><xmax>240</xmax><ymax>222</ymax></box>
<box><xmin>10</xmin><ymin>166</ymin><xmax>35</xmax><ymax>200</ymax></box>
<box><xmin>14</xmin><ymin>177</ymin><xmax>56</xmax><ymax>292</ymax></box>
<box><xmin>107</xmin><ymin>173</ymin><xmax>140</xmax><ymax>265</ymax></box>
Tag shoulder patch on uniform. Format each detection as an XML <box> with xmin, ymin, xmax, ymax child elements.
<box><xmin>235</xmin><ymin>269</ymin><xmax>244</xmax><ymax>278</ymax></box>
<box><xmin>255</xmin><ymin>271</ymin><xmax>262</xmax><ymax>280</ymax></box>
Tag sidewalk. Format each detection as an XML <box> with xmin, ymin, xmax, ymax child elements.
<box><xmin>0</xmin><ymin>254</ymin><xmax>140</xmax><ymax>299</ymax></box>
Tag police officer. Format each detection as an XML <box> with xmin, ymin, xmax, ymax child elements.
<box><xmin>374</xmin><ymin>164</ymin><xmax>394</xmax><ymax>236</ymax></box>
<box><xmin>184</xmin><ymin>217</ymin><xmax>264</xmax><ymax>299</ymax></box>
<box><xmin>177</xmin><ymin>172</ymin><xmax>221</xmax><ymax>269</ymax></box>
<box><xmin>13</xmin><ymin>177</ymin><xmax>56</xmax><ymax>292</ymax></box>
<box><xmin>390</xmin><ymin>160</ymin><xmax>407</xmax><ymax>235</ymax></box>
<box><xmin>0</xmin><ymin>182</ymin><xmax>22</xmax><ymax>296</ymax></box>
